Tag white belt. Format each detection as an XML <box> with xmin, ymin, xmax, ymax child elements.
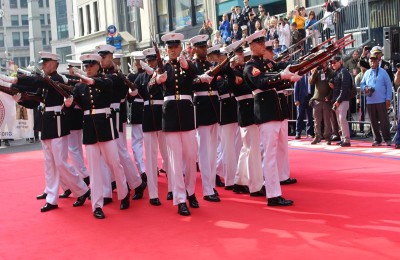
<box><xmin>134</xmin><ymin>98</ymin><xmax>144</xmax><ymax>103</ymax></box>
<box><xmin>252</xmin><ymin>89</ymin><xmax>264</xmax><ymax>95</ymax></box>
<box><xmin>44</xmin><ymin>105</ymin><xmax>63</xmax><ymax>112</ymax></box>
<box><xmin>235</xmin><ymin>94</ymin><xmax>253</xmax><ymax>101</ymax></box>
<box><xmin>120</xmin><ymin>98</ymin><xmax>126</xmax><ymax>103</ymax></box>
<box><xmin>144</xmin><ymin>100</ymin><xmax>164</xmax><ymax>106</ymax></box>
<box><xmin>194</xmin><ymin>91</ymin><xmax>218</xmax><ymax>97</ymax></box>
<box><xmin>110</xmin><ymin>103</ymin><xmax>120</xmax><ymax>110</ymax></box>
<box><xmin>164</xmin><ymin>95</ymin><xmax>192</xmax><ymax>101</ymax></box>
<box><xmin>219</xmin><ymin>93</ymin><xmax>233</xmax><ymax>99</ymax></box>
<box><xmin>84</xmin><ymin>108</ymin><xmax>111</xmax><ymax>115</ymax></box>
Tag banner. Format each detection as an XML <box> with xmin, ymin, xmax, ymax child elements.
<box><xmin>0</xmin><ymin>93</ymin><xmax>34</xmax><ymax>139</ymax></box>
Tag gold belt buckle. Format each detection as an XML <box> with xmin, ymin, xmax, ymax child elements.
<box><xmin>175</xmin><ymin>94</ymin><xmax>180</xmax><ymax>100</ymax></box>
<box><xmin>91</xmin><ymin>109</ymin><xmax>96</xmax><ymax>115</ymax></box>
<box><xmin>150</xmin><ymin>99</ymin><xmax>154</xmax><ymax>105</ymax></box>
<box><xmin>208</xmin><ymin>91</ymin><xmax>212</xmax><ymax>96</ymax></box>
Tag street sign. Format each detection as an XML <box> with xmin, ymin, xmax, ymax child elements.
<box><xmin>107</xmin><ymin>25</ymin><xmax>117</xmax><ymax>37</ymax></box>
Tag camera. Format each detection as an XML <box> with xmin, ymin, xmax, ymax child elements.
<box><xmin>365</xmin><ymin>86</ymin><xmax>375</xmax><ymax>97</ymax></box>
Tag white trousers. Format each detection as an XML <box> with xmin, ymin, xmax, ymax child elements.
<box><xmin>234</xmin><ymin>125</ymin><xmax>264</xmax><ymax>192</ymax></box>
<box><xmin>259</xmin><ymin>121</ymin><xmax>284</xmax><ymax>198</ymax></box>
<box><xmin>165</xmin><ymin>130</ymin><xmax>198</xmax><ymax>205</ymax></box>
<box><xmin>131</xmin><ymin>123</ymin><xmax>145</xmax><ymax>173</ymax></box>
<box><xmin>278</xmin><ymin>119</ymin><xmax>290</xmax><ymax>181</ymax></box>
<box><xmin>41</xmin><ymin>136</ymin><xmax>88</xmax><ymax>205</ymax></box>
<box><xmin>118</xmin><ymin>123</ymin><xmax>142</xmax><ymax>189</ymax></box>
<box><xmin>68</xmin><ymin>130</ymin><xmax>89</xmax><ymax>179</ymax></box>
<box><xmin>143</xmin><ymin>131</ymin><xmax>169</xmax><ymax>199</ymax></box>
<box><xmin>100</xmin><ymin>154</ymin><xmax>113</xmax><ymax>198</ymax></box>
<box><xmin>196</xmin><ymin>123</ymin><xmax>219</xmax><ymax>196</ymax></box>
<box><xmin>86</xmin><ymin>140</ymin><xmax>128</xmax><ymax>211</ymax></box>
<box><xmin>219</xmin><ymin>123</ymin><xmax>239</xmax><ymax>187</ymax></box>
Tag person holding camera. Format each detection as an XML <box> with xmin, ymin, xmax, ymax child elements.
<box><xmin>360</xmin><ymin>52</ymin><xmax>393</xmax><ymax>146</ymax></box>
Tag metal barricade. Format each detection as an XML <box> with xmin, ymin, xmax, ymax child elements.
<box><xmin>392</xmin><ymin>87</ymin><xmax>400</xmax><ymax>142</ymax></box>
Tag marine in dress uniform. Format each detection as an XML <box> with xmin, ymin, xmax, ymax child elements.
<box><xmin>96</xmin><ymin>45</ymin><xmax>147</xmax><ymax>201</ymax></box>
<box><xmin>152</xmin><ymin>32</ymin><xmax>199</xmax><ymax>216</ymax></box>
<box><xmin>66</xmin><ymin>54</ymin><xmax>130</xmax><ymax>219</ymax></box>
<box><xmin>5</xmin><ymin>52</ymin><xmax>90</xmax><ymax>212</ymax></box>
<box><xmin>243</xmin><ymin>30</ymin><xmax>300</xmax><ymax>206</ymax></box>
<box><xmin>189</xmin><ymin>35</ymin><xmax>221</xmax><ymax>202</ymax></box>
<box><xmin>127</xmin><ymin>52</ymin><xmax>147</xmax><ymax>178</ymax></box>
<box><xmin>132</xmin><ymin>48</ymin><xmax>169</xmax><ymax>206</ymax></box>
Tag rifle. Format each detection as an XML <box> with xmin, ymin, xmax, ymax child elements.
<box><xmin>298</xmin><ymin>37</ymin><xmax>335</xmax><ymax>62</ymax></box>
<box><xmin>274</xmin><ymin>48</ymin><xmax>303</xmax><ymax>62</ymax></box>
<box><xmin>34</xmin><ymin>66</ymin><xmax>73</xmax><ymax>99</ymax></box>
<box><xmin>112</xmin><ymin>62</ymin><xmax>138</xmax><ymax>92</ymax></box>
<box><xmin>208</xmin><ymin>40</ymin><xmax>245</xmax><ymax>77</ymax></box>
<box><xmin>0</xmin><ymin>85</ymin><xmax>44</xmax><ymax>103</ymax></box>
<box><xmin>150</xmin><ymin>28</ymin><xmax>164</xmax><ymax>74</ymax></box>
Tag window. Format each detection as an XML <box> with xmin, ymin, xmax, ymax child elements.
<box><xmin>10</xmin><ymin>0</ymin><xmax>17</xmax><ymax>8</ymax></box>
<box><xmin>46</xmin><ymin>0</ymin><xmax>49</xmax><ymax>7</ymax></box>
<box><xmin>12</xmin><ymin>32</ymin><xmax>20</xmax><ymax>47</ymax></box>
<box><xmin>79</xmin><ymin>7</ymin><xmax>84</xmax><ymax>36</ymax></box>
<box><xmin>157</xmin><ymin>0</ymin><xmax>168</xmax><ymax>33</ymax></box>
<box><xmin>11</xmin><ymin>15</ymin><xmax>19</xmax><ymax>26</ymax></box>
<box><xmin>47</xmin><ymin>14</ymin><xmax>50</xmax><ymax>25</ymax></box>
<box><xmin>38</xmin><ymin>0</ymin><xmax>43</xmax><ymax>7</ymax></box>
<box><xmin>19</xmin><ymin>57</ymin><xmax>27</xmax><ymax>68</ymax></box>
<box><xmin>40</xmin><ymin>14</ymin><xmax>45</xmax><ymax>25</ymax></box>
<box><xmin>56</xmin><ymin>46</ymin><xmax>72</xmax><ymax>63</ymax></box>
<box><xmin>55</xmin><ymin>0</ymin><xmax>69</xmax><ymax>39</ymax></box>
<box><xmin>42</xmin><ymin>31</ymin><xmax>46</xmax><ymax>45</ymax></box>
<box><xmin>0</xmin><ymin>18</ymin><xmax>3</xmax><ymax>27</ymax></box>
<box><xmin>48</xmin><ymin>30</ymin><xmax>51</xmax><ymax>43</ymax></box>
<box><xmin>172</xmin><ymin>0</ymin><xmax>191</xmax><ymax>30</ymax></box>
<box><xmin>93</xmin><ymin>1</ymin><xmax>99</xmax><ymax>32</ymax></box>
<box><xmin>86</xmin><ymin>5</ymin><xmax>91</xmax><ymax>34</ymax></box>
<box><xmin>0</xmin><ymin>33</ymin><xmax>4</xmax><ymax>48</ymax></box>
<box><xmin>23</xmin><ymin>32</ymin><xmax>29</xmax><ymax>46</ymax></box>
<box><xmin>21</xmin><ymin>15</ymin><xmax>28</xmax><ymax>25</ymax></box>
<box><xmin>20</xmin><ymin>0</ymin><xmax>27</xmax><ymax>8</ymax></box>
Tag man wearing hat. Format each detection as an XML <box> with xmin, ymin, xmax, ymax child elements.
<box><xmin>131</xmin><ymin>47</ymin><xmax>169</xmax><ymax>206</ymax></box>
<box><xmin>0</xmin><ymin>51</ymin><xmax>90</xmax><ymax>212</ymax></box>
<box><xmin>96</xmin><ymin>44</ymin><xmax>147</xmax><ymax>200</ymax></box>
<box><xmin>244</xmin><ymin>30</ymin><xmax>300</xmax><ymax>206</ymax></box>
<box><xmin>127</xmin><ymin>51</ymin><xmax>147</xmax><ymax>179</ymax></box>
<box><xmin>65</xmin><ymin>54</ymin><xmax>129</xmax><ymax>219</ymax></box>
<box><xmin>206</xmin><ymin>45</ymin><xmax>221</xmax><ymax>63</ymax></box>
<box><xmin>151</xmin><ymin>32</ymin><xmax>198</xmax><ymax>216</ymax></box>
<box><xmin>360</xmin><ymin>52</ymin><xmax>393</xmax><ymax>146</ymax></box>
<box><xmin>329</xmin><ymin>55</ymin><xmax>353</xmax><ymax>147</ymax></box>
<box><xmin>190</xmin><ymin>34</ymin><xmax>221</xmax><ymax>203</ymax></box>
<box><xmin>370</xmin><ymin>46</ymin><xmax>394</xmax><ymax>82</ymax></box>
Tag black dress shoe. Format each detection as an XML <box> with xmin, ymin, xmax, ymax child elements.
<box><xmin>225</xmin><ymin>185</ymin><xmax>234</xmax><ymax>190</ymax></box>
<box><xmin>103</xmin><ymin>197</ymin><xmax>113</xmax><ymax>205</ymax></box>
<box><xmin>178</xmin><ymin>203</ymin><xmax>191</xmax><ymax>216</ymax></box>
<box><xmin>141</xmin><ymin>172</ymin><xmax>147</xmax><ymax>183</ymax></box>
<box><xmin>93</xmin><ymin>207</ymin><xmax>105</xmax><ymax>219</ymax></box>
<box><xmin>40</xmin><ymin>203</ymin><xmax>58</xmax><ymax>212</ymax></box>
<box><xmin>83</xmin><ymin>176</ymin><xmax>90</xmax><ymax>185</ymax></box>
<box><xmin>213</xmin><ymin>188</ymin><xmax>219</xmax><ymax>197</ymax></box>
<box><xmin>215</xmin><ymin>175</ymin><xmax>225</xmax><ymax>187</ymax></box>
<box><xmin>340</xmin><ymin>142</ymin><xmax>351</xmax><ymax>147</ymax></box>
<box><xmin>233</xmin><ymin>184</ymin><xmax>250</xmax><ymax>194</ymax></box>
<box><xmin>120</xmin><ymin>192</ymin><xmax>130</xmax><ymax>210</ymax></box>
<box><xmin>395</xmin><ymin>144</ymin><xmax>400</xmax><ymax>149</ymax></box>
<box><xmin>36</xmin><ymin>192</ymin><xmax>47</xmax><ymax>200</ymax></box>
<box><xmin>159</xmin><ymin>168</ymin><xmax>167</xmax><ymax>174</ymax></box>
<box><xmin>280</xmin><ymin>178</ymin><xmax>297</xmax><ymax>185</ymax></box>
<box><xmin>132</xmin><ymin>181</ymin><xmax>147</xmax><ymax>200</ymax></box>
<box><xmin>203</xmin><ymin>194</ymin><xmax>221</xmax><ymax>202</ymax></box>
<box><xmin>166</xmin><ymin>192</ymin><xmax>173</xmax><ymax>200</ymax></box>
<box><xmin>250</xmin><ymin>186</ymin><xmax>266</xmax><ymax>197</ymax></box>
<box><xmin>196</xmin><ymin>162</ymin><xmax>200</xmax><ymax>172</ymax></box>
<box><xmin>59</xmin><ymin>189</ymin><xmax>72</xmax><ymax>198</ymax></box>
<box><xmin>267</xmin><ymin>196</ymin><xmax>294</xmax><ymax>206</ymax></box>
<box><xmin>73</xmin><ymin>189</ymin><xmax>91</xmax><ymax>207</ymax></box>
<box><xmin>111</xmin><ymin>181</ymin><xmax>116</xmax><ymax>191</ymax></box>
<box><xmin>331</xmin><ymin>135</ymin><xmax>341</xmax><ymax>141</ymax></box>
<box><xmin>187</xmin><ymin>194</ymin><xmax>199</xmax><ymax>208</ymax></box>
<box><xmin>150</xmin><ymin>198</ymin><xmax>162</xmax><ymax>206</ymax></box>
<box><xmin>295</xmin><ymin>134</ymin><xmax>301</xmax><ymax>139</ymax></box>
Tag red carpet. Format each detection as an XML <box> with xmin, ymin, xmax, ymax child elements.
<box><xmin>0</xmin><ymin>139</ymin><xmax>399</xmax><ymax>259</ymax></box>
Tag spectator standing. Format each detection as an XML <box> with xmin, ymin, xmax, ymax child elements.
<box><xmin>266</xmin><ymin>18</ymin><xmax>279</xmax><ymax>41</ymax></box>
<box><xmin>360</xmin><ymin>52</ymin><xmax>393</xmax><ymax>146</ymax></box>
<box><xmin>277</xmin><ymin>18</ymin><xmax>290</xmax><ymax>50</ymax></box>
<box><xmin>290</xmin><ymin>22</ymin><xmax>302</xmax><ymax>49</ymax></box>
<box><xmin>321</xmin><ymin>2</ymin><xmax>335</xmax><ymax>42</ymax></box>
<box><xmin>219</xmin><ymin>13</ymin><xmax>231</xmax><ymax>44</ymax></box>
<box><xmin>354</xmin><ymin>59</ymin><xmax>370</xmax><ymax>133</ymax></box>
<box><xmin>371</xmin><ymin>46</ymin><xmax>394</xmax><ymax>82</ymax></box>
<box><xmin>294</xmin><ymin>73</ymin><xmax>315</xmax><ymax>139</ymax></box>
<box><xmin>344</xmin><ymin>50</ymin><xmax>361</xmax><ymax>77</ymax></box>
<box><xmin>213</xmin><ymin>31</ymin><xmax>225</xmax><ymax>46</ymax></box>
<box><xmin>329</xmin><ymin>56</ymin><xmax>353</xmax><ymax>147</ymax></box>
<box><xmin>258</xmin><ymin>5</ymin><xmax>267</xmax><ymax>28</ymax></box>
<box><xmin>305</xmin><ymin>11</ymin><xmax>318</xmax><ymax>49</ymax></box>
<box><xmin>247</xmin><ymin>12</ymin><xmax>258</xmax><ymax>35</ymax></box>
<box><xmin>272</xmin><ymin>38</ymin><xmax>282</xmax><ymax>56</ymax></box>
<box><xmin>230</xmin><ymin>23</ymin><xmax>242</xmax><ymax>43</ymax></box>
<box><xmin>255</xmin><ymin>20</ymin><xmax>262</xmax><ymax>32</ymax></box>
<box><xmin>199</xmin><ymin>20</ymin><xmax>214</xmax><ymax>39</ymax></box>
<box><xmin>293</xmin><ymin>7</ymin><xmax>306</xmax><ymax>39</ymax></box>
<box><xmin>242</xmin><ymin>0</ymin><xmax>253</xmax><ymax>25</ymax></box>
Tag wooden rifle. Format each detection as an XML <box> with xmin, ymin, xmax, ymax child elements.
<box><xmin>112</xmin><ymin>62</ymin><xmax>138</xmax><ymax>92</ymax></box>
<box><xmin>298</xmin><ymin>37</ymin><xmax>335</xmax><ymax>62</ymax></box>
<box><xmin>0</xmin><ymin>85</ymin><xmax>44</xmax><ymax>103</ymax></box>
<box><xmin>150</xmin><ymin>28</ymin><xmax>164</xmax><ymax>74</ymax></box>
<box><xmin>208</xmin><ymin>40</ymin><xmax>245</xmax><ymax>77</ymax></box>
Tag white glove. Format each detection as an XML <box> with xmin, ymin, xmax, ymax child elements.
<box><xmin>80</xmin><ymin>76</ymin><xmax>95</xmax><ymax>85</ymax></box>
<box><xmin>155</xmin><ymin>72</ymin><xmax>167</xmax><ymax>84</ymax></box>
<box><xmin>64</xmin><ymin>96</ymin><xmax>74</xmax><ymax>108</ymax></box>
<box><xmin>198</xmin><ymin>73</ymin><xmax>213</xmax><ymax>84</ymax></box>
<box><xmin>0</xmin><ymin>74</ymin><xmax>17</xmax><ymax>84</ymax></box>
<box><xmin>12</xmin><ymin>93</ymin><xmax>21</xmax><ymax>102</ymax></box>
<box><xmin>179</xmin><ymin>53</ymin><xmax>189</xmax><ymax>69</ymax></box>
<box><xmin>140</xmin><ymin>60</ymin><xmax>154</xmax><ymax>76</ymax></box>
<box><xmin>290</xmin><ymin>72</ymin><xmax>302</xmax><ymax>83</ymax></box>
<box><xmin>280</xmin><ymin>66</ymin><xmax>295</xmax><ymax>80</ymax></box>
<box><xmin>129</xmin><ymin>89</ymin><xmax>138</xmax><ymax>96</ymax></box>
<box><xmin>0</xmin><ymin>79</ymin><xmax>12</xmax><ymax>88</ymax></box>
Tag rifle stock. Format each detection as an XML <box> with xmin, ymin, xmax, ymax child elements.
<box><xmin>0</xmin><ymin>85</ymin><xmax>44</xmax><ymax>103</ymax></box>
